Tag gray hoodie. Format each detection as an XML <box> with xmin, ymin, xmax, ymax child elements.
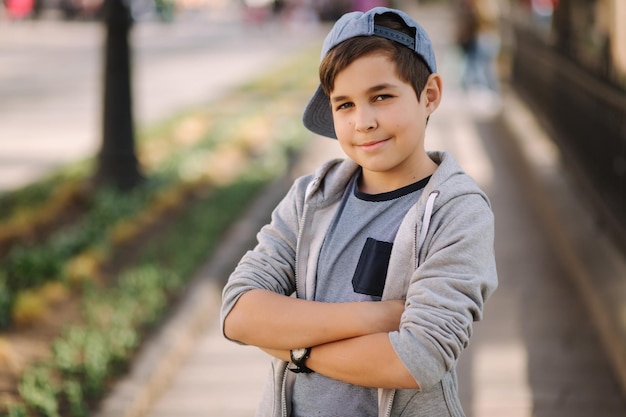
<box><xmin>221</xmin><ymin>151</ymin><xmax>498</xmax><ymax>417</ymax></box>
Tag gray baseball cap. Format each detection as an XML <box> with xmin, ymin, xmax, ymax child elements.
<box><xmin>302</xmin><ymin>7</ymin><xmax>437</xmax><ymax>139</ymax></box>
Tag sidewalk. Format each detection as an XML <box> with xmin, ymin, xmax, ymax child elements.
<box><xmin>96</xmin><ymin>5</ymin><xmax>626</xmax><ymax>417</ymax></box>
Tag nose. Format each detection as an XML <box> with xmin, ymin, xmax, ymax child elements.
<box><xmin>354</xmin><ymin>107</ymin><xmax>377</xmax><ymax>133</ymax></box>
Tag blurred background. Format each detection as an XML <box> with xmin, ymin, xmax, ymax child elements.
<box><xmin>1</xmin><ymin>1</ymin><xmax>626</xmax><ymax>417</ymax></box>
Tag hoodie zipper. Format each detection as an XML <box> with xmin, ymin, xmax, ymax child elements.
<box><xmin>294</xmin><ymin>178</ymin><xmax>319</xmax><ymax>300</ymax></box>
<box><xmin>280</xmin><ymin>366</ymin><xmax>289</xmax><ymax>417</ymax></box>
<box><xmin>380</xmin><ymin>190</ymin><xmax>439</xmax><ymax>417</ymax></box>
<box><xmin>294</xmin><ymin>203</ymin><xmax>311</xmax><ymax>299</ymax></box>
<box><xmin>383</xmin><ymin>390</ymin><xmax>395</xmax><ymax>417</ymax></box>
<box><xmin>417</xmin><ymin>190</ymin><xmax>439</xmax><ymax>262</ymax></box>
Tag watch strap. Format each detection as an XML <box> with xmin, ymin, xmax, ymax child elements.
<box><xmin>289</xmin><ymin>347</ymin><xmax>313</xmax><ymax>373</ymax></box>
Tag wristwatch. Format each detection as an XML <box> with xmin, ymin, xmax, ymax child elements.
<box><xmin>290</xmin><ymin>347</ymin><xmax>313</xmax><ymax>373</ymax></box>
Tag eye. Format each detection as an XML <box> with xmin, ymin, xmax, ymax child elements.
<box><xmin>374</xmin><ymin>94</ymin><xmax>393</xmax><ymax>102</ymax></box>
<box><xmin>335</xmin><ymin>102</ymin><xmax>354</xmax><ymax>111</ymax></box>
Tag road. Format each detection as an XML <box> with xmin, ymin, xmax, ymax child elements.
<box><xmin>0</xmin><ymin>2</ymin><xmax>325</xmax><ymax>193</ymax></box>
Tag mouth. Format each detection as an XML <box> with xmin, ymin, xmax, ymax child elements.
<box><xmin>358</xmin><ymin>137</ymin><xmax>391</xmax><ymax>151</ymax></box>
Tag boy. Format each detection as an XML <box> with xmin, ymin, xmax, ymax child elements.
<box><xmin>221</xmin><ymin>7</ymin><xmax>497</xmax><ymax>417</ymax></box>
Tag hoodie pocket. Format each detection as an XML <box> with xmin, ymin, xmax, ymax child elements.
<box><xmin>352</xmin><ymin>238</ymin><xmax>393</xmax><ymax>297</ymax></box>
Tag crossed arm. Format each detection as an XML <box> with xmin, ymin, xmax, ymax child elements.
<box><xmin>223</xmin><ymin>289</ymin><xmax>420</xmax><ymax>389</ymax></box>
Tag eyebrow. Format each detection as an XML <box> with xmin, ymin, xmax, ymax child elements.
<box><xmin>330</xmin><ymin>83</ymin><xmax>397</xmax><ymax>103</ymax></box>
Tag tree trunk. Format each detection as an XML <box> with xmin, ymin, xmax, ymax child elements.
<box><xmin>94</xmin><ymin>0</ymin><xmax>143</xmax><ymax>190</ymax></box>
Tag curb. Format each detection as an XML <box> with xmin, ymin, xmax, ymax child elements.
<box><xmin>498</xmin><ymin>88</ymin><xmax>626</xmax><ymax>396</ymax></box>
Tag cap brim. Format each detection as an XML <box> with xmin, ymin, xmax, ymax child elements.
<box><xmin>302</xmin><ymin>84</ymin><xmax>337</xmax><ymax>139</ymax></box>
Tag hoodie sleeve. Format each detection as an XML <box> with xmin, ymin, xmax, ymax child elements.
<box><xmin>220</xmin><ymin>175</ymin><xmax>310</xmax><ymax>341</ymax></box>
<box><xmin>389</xmin><ymin>191</ymin><xmax>498</xmax><ymax>389</ymax></box>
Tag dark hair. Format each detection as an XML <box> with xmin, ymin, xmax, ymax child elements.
<box><xmin>319</xmin><ymin>12</ymin><xmax>432</xmax><ymax>100</ymax></box>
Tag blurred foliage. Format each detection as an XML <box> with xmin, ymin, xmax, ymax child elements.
<box><xmin>0</xmin><ymin>45</ymin><xmax>319</xmax><ymax>416</ymax></box>
<box><xmin>0</xmin><ymin>45</ymin><xmax>318</xmax><ymax>331</ymax></box>
<box><xmin>0</xmin><ymin>166</ymin><xmax>90</xmax><ymax>222</ymax></box>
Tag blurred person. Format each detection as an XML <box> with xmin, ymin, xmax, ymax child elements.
<box><xmin>455</xmin><ymin>0</ymin><xmax>478</xmax><ymax>68</ymax></box>
<box><xmin>458</xmin><ymin>0</ymin><xmax>501</xmax><ymax>94</ymax></box>
<box><xmin>221</xmin><ymin>6</ymin><xmax>497</xmax><ymax>417</ymax></box>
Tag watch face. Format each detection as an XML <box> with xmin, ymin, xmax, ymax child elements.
<box><xmin>292</xmin><ymin>348</ymin><xmax>307</xmax><ymax>361</ymax></box>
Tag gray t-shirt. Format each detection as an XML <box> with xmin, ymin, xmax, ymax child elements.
<box><xmin>292</xmin><ymin>171</ymin><xmax>429</xmax><ymax>417</ymax></box>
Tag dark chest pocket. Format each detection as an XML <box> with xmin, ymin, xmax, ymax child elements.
<box><xmin>352</xmin><ymin>238</ymin><xmax>393</xmax><ymax>297</ymax></box>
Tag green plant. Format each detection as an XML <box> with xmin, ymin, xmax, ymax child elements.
<box><xmin>62</xmin><ymin>379</ymin><xmax>88</xmax><ymax>417</ymax></box>
<box><xmin>1</xmin><ymin>46</ymin><xmax>320</xmax><ymax>415</ymax></box>
<box><xmin>3</xmin><ymin>403</ymin><xmax>28</xmax><ymax>417</ymax></box>
<box><xmin>17</xmin><ymin>365</ymin><xmax>60</xmax><ymax>417</ymax></box>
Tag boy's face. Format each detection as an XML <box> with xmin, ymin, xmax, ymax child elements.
<box><xmin>329</xmin><ymin>52</ymin><xmax>441</xmax><ymax>193</ymax></box>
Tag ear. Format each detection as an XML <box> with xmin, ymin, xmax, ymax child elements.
<box><xmin>422</xmin><ymin>73</ymin><xmax>443</xmax><ymax>115</ymax></box>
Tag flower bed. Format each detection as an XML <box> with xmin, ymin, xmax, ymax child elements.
<box><xmin>0</xmin><ymin>47</ymin><xmax>319</xmax><ymax>417</ymax></box>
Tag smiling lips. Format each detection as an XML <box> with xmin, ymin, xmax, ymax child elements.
<box><xmin>358</xmin><ymin>137</ymin><xmax>391</xmax><ymax>151</ymax></box>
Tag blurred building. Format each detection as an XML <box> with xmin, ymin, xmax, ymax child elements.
<box><xmin>512</xmin><ymin>0</ymin><xmax>625</xmax><ymax>89</ymax></box>
<box><xmin>507</xmin><ymin>0</ymin><xmax>626</xmax><ymax>250</ymax></box>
